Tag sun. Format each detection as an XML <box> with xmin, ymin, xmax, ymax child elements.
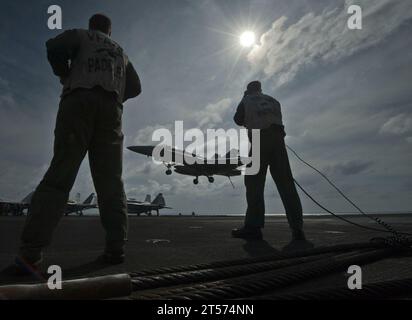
<box><xmin>239</xmin><ymin>31</ymin><xmax>256</xmax><ymax>47</ymax></box>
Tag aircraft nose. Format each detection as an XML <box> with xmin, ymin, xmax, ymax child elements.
<box><xmin>127</xmin><ymin>146</ymin><xmax>139</xmax><ymax>152</ymax></box>
<box><xmin>127</xmin><ymin>145</ymin><xmax>155</xmax><ymax>156</ymax></box>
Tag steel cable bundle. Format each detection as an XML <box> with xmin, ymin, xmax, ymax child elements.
<box><xmin>247</xmin><ymin>277</ymin><xmax>412</xmax><ymax>300</ymax></box>
<box><xmin>131</xmin><ymin>248</ymin><xmax>396</xmax><ymax>300</ymax></box>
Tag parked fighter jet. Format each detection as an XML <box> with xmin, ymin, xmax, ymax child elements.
<box><xmin>0</xmin><ymin>192</ymin><xmax>33</xmax><ymax>216</ymax></box>
<box><xmin>65</xmin><ymin>193</ymin><xmax>97</xmax><ymax>216</ymax></box>
<box><xmin>127</xmin><ymin>193</ymin><xmax>171</xmax><ymax>216</ymax></box>
<box><xmin>127</xmin><ymin>145</ymin><xmax>243</xmax><ymax>185</ymax></box>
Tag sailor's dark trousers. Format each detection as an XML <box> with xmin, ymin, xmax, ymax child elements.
<box><xmin>244</xmin><ymin>125</ymin><xmax>303</xmax><ymax>232</ymax></box>
<box><xmin>20</xmin><ymin>87</ymin><xmax>128</xmax><ymax>258</ymax></box>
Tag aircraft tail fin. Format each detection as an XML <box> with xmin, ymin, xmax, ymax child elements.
<box><xmin>152</xmin><ymin>193</ymin><xmax>165</xmax><ymax>207</ymax></box>
<box><xmin>21</xmin><ymin>191</ymin><xmax>34</xmax><ymax>204</ymax></box>
<box><xmin>144</xmin><ymin>194</ymin><xmax>151</xmax><ymax>203</ymax></box>
<box><xmin>83</xmin><ymin>193</ymin><xmax>95</xmax><ymax>204</ymax></box>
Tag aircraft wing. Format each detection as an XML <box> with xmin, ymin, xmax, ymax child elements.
<box><xmin>79</xmin><ymin>203</ymin><xmax>97</xmax><ymax>209</ymax></box>
<box><xmin>225</xmin><ymin>169</ymin><xmax>242</xmax><ymax>177</ymax></box>
<box><xmin>127</xmin><ymin>145</ymin><xmax>156</xmax><ymax>156</ymax></box>
<box><xmin>127</xmin><ymin>201</ymin><xmax>172</xmax><ymax>208</ymax></box>
<box><xmin>127</xmin><ymin>145</ymin><xmax>205</xmax><ymax>164</ymax></box>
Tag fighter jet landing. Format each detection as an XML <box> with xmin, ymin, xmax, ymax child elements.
<box><xmin>127</xmin><ymin>145</ymin><xmax>244</xmax><ymax>186</ymax></box>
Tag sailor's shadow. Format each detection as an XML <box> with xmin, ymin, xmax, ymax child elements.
<box><xmin>242</xmin><ymin>239</ymin><xmax>281</xmax><ymax>257</ymax></box>
<box><xmin>62</xmin><ymin>258</ymin><xmax>112</xmax><ymax>278</ymax></box>
<box><xmin>281</xmin><ymin>239</ymin><xmax>315</xmax><ymax>253</ymax></box>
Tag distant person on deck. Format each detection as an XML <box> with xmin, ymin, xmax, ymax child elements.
<box><xmin>15</xmin><ymin>14</ymin><xmax>141</xmax><ymax>272</ymax></box>
<box><xmin>232</xmin><ymin>81</ymin><xmax>307</xmax><ymax>242</ymax></box>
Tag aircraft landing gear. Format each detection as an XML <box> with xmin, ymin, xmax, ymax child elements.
<box><xmin>208</xmin><ymin>176</ymin><xmax>215</xmax><ymax>183</ymax></box>
<box><xmin>193</xmin><ymin>177</ymin><xmax>199</xmax><ymax>185</ymax></box>
<box><xmin>165</xmin><ymin>163</ymin><xmax>173</xmax><ymax>175</ymax></box>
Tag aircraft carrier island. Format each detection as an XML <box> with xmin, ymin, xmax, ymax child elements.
<box><xmin>1</xmin><ymin>214</ymin><xmax>412</xmax><ymax>300</ymax></box>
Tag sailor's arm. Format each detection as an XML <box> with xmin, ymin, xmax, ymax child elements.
<box><xmin>46</xmin><ymin>29</ymin><xmax>80</xmax><ymax>79</ymax></box>
<box><xmin>123</xmin><ymin>61</ymin><xmax>142</xmax><ymax>102</ymax></box>
<box><xmin>234</xmin><ymin>101</ymin><xmax>245</xmax><ymax>126</ymax></box>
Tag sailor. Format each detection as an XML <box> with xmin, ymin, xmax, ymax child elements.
<box><xmin>16</xmin><ymin>14</ymin><xmax>141</xmax><ymax>271</ymax></box>
<box><xmin>232</xmin><ymin>81</ymin><xmax>306</xmax><ymax>241</ymax></box>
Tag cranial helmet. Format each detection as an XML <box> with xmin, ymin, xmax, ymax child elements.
<box><xmin>246</xmin><ymin>81</ymin><xmax>262</xmax><ymax>93</ymax></box>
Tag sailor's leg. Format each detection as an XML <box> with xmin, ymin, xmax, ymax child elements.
<box><xmin>269</xmin><ymin>136</ymin><xmax>303</xmax><ymax>234</ymax></box>
<box><xmin>244</xmin><ymin>162</ymin><xmax>268</xmax><ymax>229</ymax></box>
<box><xmin>20</xmin><ymin>92</ymin><xmax>93</xmax><ymax>260</ymax></box>
<box><xmin>89</xmin><ymin>92</ymin><xmax>128</xmax><ymax>254</ymax></box>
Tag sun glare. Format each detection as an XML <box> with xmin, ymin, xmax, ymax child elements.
<box><xmin>240</xmin><ymin>31</ymin><xmax>256</xmax><ymax>47</ymax></box>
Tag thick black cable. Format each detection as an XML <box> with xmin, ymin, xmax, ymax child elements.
<box><xmin>131</xmin><ymin>253</ymin><xmax>331</xmax><ymax>291</ymax></box>
<box><xmin>293</xmin><ymin>179</ymin><xmax>399</xmax><ymax>234</ymax></box>
<box><xmin>247</xmin><ymin>277</ymin><xmax>412</xmax><ymax>300</ymax></box>
<box><xmin>286</xmin><ymin>144</ymin><xmax>412</xmax><ymax>239</ymax></box>
<box><xmin>131</xmin><ymin>248</ymin><xmax>394</xmax><ymax>300</ymax></box>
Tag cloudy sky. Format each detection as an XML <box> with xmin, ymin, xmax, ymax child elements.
<box><xmin>0</xmin><ymin>0</ymin><xmax>411</xmax><ymax>215</ymax></box>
